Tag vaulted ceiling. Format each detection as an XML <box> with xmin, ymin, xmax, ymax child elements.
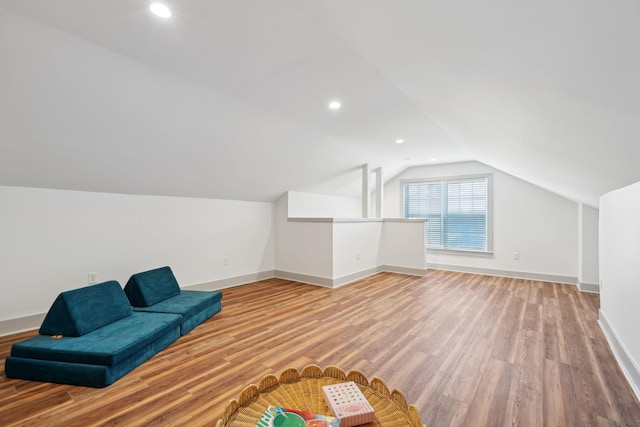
<box><xmin>1</xmin><ymin>1</ymin><xmax>639</xmax><ymax>207</ymax></box>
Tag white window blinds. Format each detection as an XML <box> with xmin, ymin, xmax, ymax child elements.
<box><xmin>403</xmin><ymin>176</ymin><xmax>489</xmax><ymax>252</ymax></box>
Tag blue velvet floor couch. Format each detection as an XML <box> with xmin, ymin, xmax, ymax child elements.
<box><xmin>5</xmin><ymin>281</ymin><xmax>182</xmax><ymax>388</ymax></box>
<box><xmin>124</xmin><ymin>266</ymin><xmax>222</xmax><ymax>336</ymax></box>
<box><xmin>5</xmin><ymin>267</ymin><xmax>223</xmax><ymax>388</ymax></box>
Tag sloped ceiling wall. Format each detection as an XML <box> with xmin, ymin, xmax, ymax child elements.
<box><xmin>0</xmin><ymin>1</ymin><xmax>639</xmax><ymax>206</ymax></box>
<box><xmin>308</xmin><ymin>1</ymin><xmax>640</xmax><ymax>207</ymax></box>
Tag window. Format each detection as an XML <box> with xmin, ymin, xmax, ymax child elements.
<box><xmin>403</xmin><ymin>175</ymin><xmax>492</xmax><ymax>253</ymax></box>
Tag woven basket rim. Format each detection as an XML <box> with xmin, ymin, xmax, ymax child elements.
<box><xmin>216</xmin><ymin>365</ymin><xmax>424</xmax><ymax>427</ymax></box>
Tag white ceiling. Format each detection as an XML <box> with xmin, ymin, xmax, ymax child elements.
<box><xmin>1</xmin><ymin>0</ymin><xmax>639</xmax><ymax>206</ymax></box>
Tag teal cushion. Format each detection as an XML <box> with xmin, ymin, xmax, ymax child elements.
<box><xmin>13</xmin><ymin>312</ymin><xmax>181</xmax><ymax>366</ymax></box>
<box><xmin>179</xmin><ymin>299</ymin><xmax>222</xmax><ymax>335</ymax></box>
<box><xmin>132</xmin><ymin>290</ymin><xmax>221</xmax><ymax>319</ymax></box>
<box><xmin>133</xmin><ymin>290</ymin><xmax>222</xmax><ymax>334</ymax></box>
<box><xmin>124</xmin><ymin>266</ymin><xmax>180</xmax><ymax>307</ymax></box>
<box><xmin>5</xmin><ymin>325</ymin><xmax>181</xmax><ymax>388</ymax></box>
<box><xmin>39</xmin><ymin>281</ymin><xmax>132</xmax><ymax>337</ymax></box>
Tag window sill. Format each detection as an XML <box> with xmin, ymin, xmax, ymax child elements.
<box><xmin>426</xmin><ymin>248</ymin><xmax>494</xmax><ymax>258</ymax></box>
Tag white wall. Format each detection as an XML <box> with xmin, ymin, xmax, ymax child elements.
<box><xmin>385</xmin><ymin>161</ymin><xmax>579</xmax><ymax>281</ymax></box>
<box><xmin>2</xmin><ymin>187</ymin><xmax>425</xmax><ymax>333</ymax></box>
<box><xmin>599</xmin><ymin>181</ymin><xmax>640</xmax><ymax>398</ymax></box>
<box><xmin>0</xmin><ymin>186</ymin><xmax>275</xmax><ymax>324</ymax></box>
<box><xmin>578</xmin><ymin>203</ymin><xmax>600</xmax><ymax>290</ymax></box>
<box><xmin>0</xmin><ymin>7</ymin><xmax>351</xmax><ymax>203</ymax></box>
<box><xmin>332</xmin><ymin>220</ymin><xmax>427</xmax><ymax>280</ymax></box>
<box><xmin>274</xmin><ymin>192</ymin><xmax>333</xmax><ymax>279</ymax></box>
<box><xmin>380</xmin><ymin>220</ymin><xmax>427</xmax><ymax>270</ymax></box>
<box><xmin>287</xmin><ymin>191</ymin><xmax>360</xmax><ymax>218</ymax></box>
<box><xmin>275</xmin><ymin>191</ymin><xmax>427</xmax><ymax>286</ymax></box>
<box><xmin>332</xmin><ymin>222</ymin><xmax>383</xmax><ymax>279</ymax></box>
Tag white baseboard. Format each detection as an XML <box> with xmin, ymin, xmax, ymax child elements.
<box><xmin>598</xmin><ymin>309</ymin><xmax>640</xmax><ymax>401</ymax></box>
<box><xmin>272</xmin><ymin>270</ymin><xmax>333</xmax><ymax>287</ymax></box>
<box><xmin>184</xmin><ymin>270</ymin><xmax>276</xmax><ymax>291</ymax></box>
<box><xmin>378</xmin><ymin>265</ymin><xmax>429</xmax><ymax>277</ymax></box>
<box><xmin>0</xmin><ymin>312</ymin><xmax>46</xmax><ymax>337</ymax></box>
<box><xmin>273</xmin><ymin>268</ymin><xmax>377</xmax><ymax>288</ymax></box>
<box><xmin>3</xmin><ymin>265</ymin><xmax>574</xmax><ymax>337</ymax></box>
<box><xmin>331</xmin><ymin>268</ymin><xmax>380</xmax><ymax>288</ymax></box>
<box><xmin>276</xmin><ymin>265</ymin><xmax>428</xmax><ymax>289</ymax></box>
<box><xmin>578</xmin><ymin>281</ymin><xmax>600</xmax><ymax>293</ymax></box>
<box><xmin>427</xmin><ymin>263</ymin><xmax>578</xmax><ymax>285</ymax></box>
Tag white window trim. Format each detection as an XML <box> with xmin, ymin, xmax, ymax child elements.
<box><xmin>400</xmin><ymin>173</ymin><xmax>494</xmax><ymax>254</ymax></box>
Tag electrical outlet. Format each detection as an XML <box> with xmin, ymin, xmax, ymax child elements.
<box><xmin>88</xmin><ymin>272</ymin><xmax>98</xmax><ymax>284</ymax></box>
<box><xmin>513</xmin><ymin>252</ymin><xmax>520</xmax><ymax>260</ymax></box>
<box><xmin>356</xmin><ymin>251</ymin><xmax>361</xmax><ymax>260</ymax></box>
<box><xmin>223</xmin><ymin>256</ymin><xmax>229</xmax><ymax>266</ymax></box>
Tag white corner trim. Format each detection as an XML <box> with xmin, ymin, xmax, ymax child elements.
<box><xmin>286</xmin><ymin>217</ymin><xmax>425</xmax><ymax>224</ymax></box>
<box><xmin>382</xmin><ymin>218</ymin><xmax>427</xmax><ymax>223</ymax></box>
<box><xmin>598</xmin><ymin>310</ymin><xmax>640</xmax><ymax>401</ymax></box>
<box><xmin>287</xmin><ymin>217</ymin><xmax>384</xmax><ymax>223</ymax></box>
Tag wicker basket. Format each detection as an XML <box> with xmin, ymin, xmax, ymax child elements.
<box><xmin>216</xmin><ymin>365</ymin><xmax>423</xmax><ymax>427</ymax></box>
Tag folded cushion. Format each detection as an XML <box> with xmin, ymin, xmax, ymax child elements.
<box><xmin>133</xmin><ymin>290</ymin><xmax>222</xmax><ymax>334</ymax></box>
<box><xmin>39</xmin><ymin>281</ymin><xmax>132</xmax><ymax>337</ymax></box>
<box><xmin>125</xmin><ymin>266</ymin><xmax>181</xmax><ymax>307</ymax></box>
<box><xmin>178</xmin><ymin>299</ymin><xmax>222</xmax><ymax>335</ymax></box>
<box><xmin>5</xmin><ymin>326</ymin><xmax>181</xmax><ymax>388</ymax></box>
<box><xmin>13</xmin><ymin>312</ymin><xmax>181</xmax><ymax>366</ymax></box>
<box><xmin>132</xmin><ymin>290</ymin><xmax>222</xmax><ymax>318</ymax></box>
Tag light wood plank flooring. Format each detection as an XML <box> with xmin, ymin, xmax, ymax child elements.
<box><xmin>1</xmin><ymin>271</ymin><xmax>639</xmax><ymax>426</ymax></box>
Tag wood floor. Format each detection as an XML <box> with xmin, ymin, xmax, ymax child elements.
<box><xmin>1</xmin><ymin>271</ymin><xmax>639</xmax><ymax>426</ymax></box>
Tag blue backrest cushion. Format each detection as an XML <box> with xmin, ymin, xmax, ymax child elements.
<box><xmin>124</xmin><ymin>266</ymin><xmax>181</xmax><ymax>307</ymax></box>
<box><xmin>39</xmin><ymin>281</ymin><xmax>132</xmax><ymax>337</ymax></box>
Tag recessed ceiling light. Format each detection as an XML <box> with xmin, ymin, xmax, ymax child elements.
<box><xmin>328</xmin><ymin>101</ymin><xmax>341</xmax><ymax>110</ymax></box>
<box><xmin>395</xmin><ymin>139</ymin><xmax>404</xmax><ymax>144</ymax></box>
<box><xmin>404</xmin><ymin>157</ymin><xmax>411</xmax><ymax>160</ymax></box>
<box><xmin>150</xmin><ymin>3</ymin><xmax>172</xmax><ymax>18</ymax></box>
<box><xmin>430</xmin><ymin>158</ymin><xmax>437</xmax><ymax>162</ymax></box>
